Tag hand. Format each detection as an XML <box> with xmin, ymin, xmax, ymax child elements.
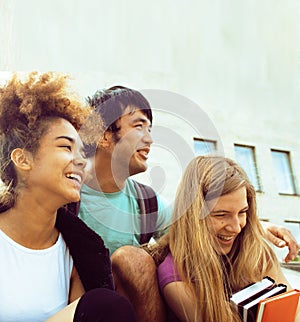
<box><xmin>261</xmin><ymin>221</ymin><xmax>300</xmax><ymax>263</ymax></box>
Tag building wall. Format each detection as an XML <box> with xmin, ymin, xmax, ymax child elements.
<box><xmin>1</xmin><ymin>0</ymin><xmax>300</xmax><ymax>230</ymax></box>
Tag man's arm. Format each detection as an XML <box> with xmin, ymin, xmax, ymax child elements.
<box><xmin>261</xmin><ymin>221</ymin><xmax>300</xmax><ymax>262</ymax></box>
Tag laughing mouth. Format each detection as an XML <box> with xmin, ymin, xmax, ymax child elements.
<box><xmin>137</xmin><ymin>147</ymin><xmax>150</xmax><ymax>159</ymax></box>
<box><xmin>217</xmin><ymin>234</ymin><xmax>235</xmax><ymax>242</ymax></box>
<box><xmin>65</xmin><ymin>173</ymin><xmax>82</xmax><ymax>184</ymax></box>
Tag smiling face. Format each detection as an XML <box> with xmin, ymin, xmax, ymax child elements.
<box><xmin>110</xmin><ymin>107</ymin><xmax>153</xmax><ymax>177</ymax></box>
<box><xmin>26</xmin><ymin>118</ymin><xmax>87</xmax><ymax>207</ymax></box>
<box><xmin>207</xmin><ymin>187</ymin><xmax>248</xmax><ymax>255</ymax></box>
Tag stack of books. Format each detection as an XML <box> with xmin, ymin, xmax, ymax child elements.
<box><xmin>230</xmin><ymin>276</ymin><xmax>299</xmax><ymax>322</ymax></box>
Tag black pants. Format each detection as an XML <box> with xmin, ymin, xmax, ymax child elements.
<box><xmin>73</xmin><ymin>288</ymin><xmax>137</xmax><ymax>322</ymax></box>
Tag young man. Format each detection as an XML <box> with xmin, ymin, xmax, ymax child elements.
<box><xmin>78</xmin><ymin>86</ymin><xmax>299</xmax><ymax>322</ymax></box>
<box><xmin>77</xmin><ymin>86</ymin><xmax>170</xmax><ymax>321</ymax></box>
<box><xmin>78</xmin><ymin>86</ymin><xmax>171</xmax><ymax>255</ymax></box>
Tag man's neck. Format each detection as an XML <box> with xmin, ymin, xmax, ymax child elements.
<box><xmin>85</xmin><ymin>155</ymin><xmax>127</xmax><ymax>193</ymax></box>
<box><xmin>86</xmin><ymin>176</ymin><xmax>127</xmax><ymax>193</ymax></box>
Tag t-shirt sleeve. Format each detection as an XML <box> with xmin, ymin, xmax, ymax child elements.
<box><xmin>155</xmin><ymin>195</ymin><xmax>173</xmax><ymax>238</ymax></box>
<box><xmin>157</xmin><ymin>252</ymin><xmax>181</xmax><ymax>292</ymax></box>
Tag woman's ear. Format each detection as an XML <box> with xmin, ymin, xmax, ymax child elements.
<box><xmin>10</xmin><ymin>148</ymin><xmax>33</xmax><ymax>171</ymax></box>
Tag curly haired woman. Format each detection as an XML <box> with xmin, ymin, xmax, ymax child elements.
<box><xmin>0</xmin><ymin>72</ymin><xmax>137</xmax><ymax>322</ymax></box>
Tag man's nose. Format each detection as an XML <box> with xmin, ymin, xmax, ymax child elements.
<box><xmin>143</xmin><ymin>129</ymin><xmax>153</xmax><ymax>145</ymax></box>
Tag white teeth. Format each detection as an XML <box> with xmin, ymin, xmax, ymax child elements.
<box><xmin>66</xmin><ymin>173</ymin><xmax>82</xmax><ymax>183</ymax></box>
<box><xmin>138</xmin><ymin>150</ymin><xmax>149</xmax><ymax>158</ymax></box>
<box><xmin>217</xmin><ymin>235</ymin><xmax>233</xmax><ymax>241</ymax></box>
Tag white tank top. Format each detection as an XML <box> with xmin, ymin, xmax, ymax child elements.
<box><xmin>0</xmin><ymin>230</ymin><xmax>73</xmax><ymax>322</ymax></box>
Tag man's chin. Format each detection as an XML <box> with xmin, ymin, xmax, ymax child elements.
<box><xmin>129</xmin><ymin>164</ymin><xmax>148</xmax><ymax>176</ymax></box>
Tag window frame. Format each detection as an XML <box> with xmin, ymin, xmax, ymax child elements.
<box><xmin>193</xmin><ymin>138</ymin><xmax>217</xmax><ymax>156</ymax></box>
<box><xmin>234</xmin><ymin>144</ymin><xmax>262</xmax><ymax>192</ymax></box>
<box><xmin>271</xmin><ymin>149</ymin><xmax>298</xmax><ymax>196</ymax></box>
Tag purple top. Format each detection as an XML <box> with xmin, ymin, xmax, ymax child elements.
<box><xmin>157</xmin><ymin>252</ymin><xmax>183</xmax><ymax>322</ymax></box>
<box><xmin>157</xmin><ymin>252</ymin><xmax>181</xmax><ymax>292</ymax></box>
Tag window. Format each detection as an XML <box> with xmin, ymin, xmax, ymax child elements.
<box><xmin>271</xmin><ymin>150</ymin><xmax>297</xmax><ymax>195</ymax></box>
<box><xmin>234</xmin><ymin>145</ymin><xmax>261</xmax><ymax>191</ymax></box>
<box><xmin>193</xmin><ymin>138</ymin><xmax>217</xmax><ymax>156</ymax></box>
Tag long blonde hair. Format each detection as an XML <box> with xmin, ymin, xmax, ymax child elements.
<box><xmin>158</xmin><ymin>156</ymin><xmax>279</xmax><ymax>322</ymax></box>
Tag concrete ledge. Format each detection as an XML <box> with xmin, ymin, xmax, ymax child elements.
<box><xmin>281</xmin><ymin>262</ymin><xmax>300</xmax><ymax>273</ymax></box>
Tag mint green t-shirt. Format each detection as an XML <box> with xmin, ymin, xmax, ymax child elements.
<box><xmin>78</xmin><ymin>179</ymin><xmax>171</xmax><ymax>255</ymax></box>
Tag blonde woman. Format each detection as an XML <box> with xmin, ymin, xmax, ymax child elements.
<box><xmin>0</xmin><ymin>72</ymin><xmax>137</xmax><ymax>322</ymax></box>
<box><xmin>156</xmin><ymin>156</ymin><xmax>298</xmax><ymax>322</ymax></box>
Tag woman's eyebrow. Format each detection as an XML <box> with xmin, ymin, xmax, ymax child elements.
<box><xmin>55</xmin><ymin>136</ymin><xmax>75</xmax><ymax>143</ymax></box>
<box><xmin>211</xmin><ymin>209</ymin><xmax>230</xmax><ymax>214</ymax></box>
<box><xmin>211</xmin><ymin>206</ymin><xmax>249</xmax><ymax>214</ymax></box>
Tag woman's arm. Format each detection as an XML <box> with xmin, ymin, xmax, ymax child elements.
<box><xmin>69</xmin><ymin>266</ymin><xmax>85</xmax><ymax>303</ymax></box>
<box><xmin>162</xmin><ymin>281</ymin><xmax>197</xmax><ymax>322</ymax></box>
<box><xmin>45</xmin><ymin>299</ymin><xmax>80</xmax><ymax>322</ymax></box>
